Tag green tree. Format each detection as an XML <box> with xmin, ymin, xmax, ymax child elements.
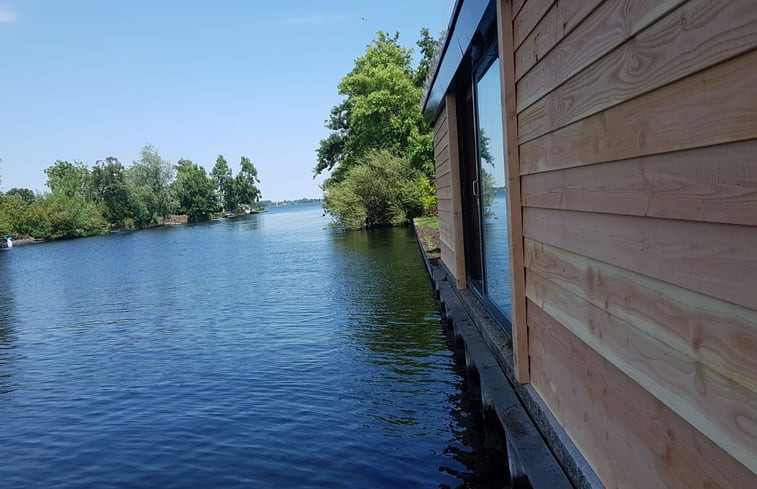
<box><xmin>0</xmin><ymin>194</ymin><xmax>29</xmax><ymax>236</ymax></box>
<box><xmin>233</xmin><ymin>156</ymin><xmax>262</xmax><ymax>211</ymax></box>
<box><xmin>324</xmin><ymin>150</ymin><xmax>424</xmax><ymax>229</ymax></box>
<box><xmin>127</xmin><ymin>144</ymin><xmax>176</xmax><ymax>226</ymax></box>
<box><xmin>314</xmin><ymin>31</ymin><xmax>435</xmax><ymax>183</ymax></box>
<box><xmin>44</xmin><ymin>160</ymin><xmax>93</xmax><ymax>200</ymax></box>
<box><xmin>173</xmin><ymin>159</ymin><xmax>216</xmax><ymax>221</ymax></box>
<box><xmin>211</xmin><ymin>155</ymin><xmax>234</xmax><ymax>211</ymax></box>
<box><xmin>91</xmin><ymin>157</ymin><xmax>138</xmax><ymax>229</ymax></box>
<box><xmin>38</xmin><ymin>160</ymin><xmax>106</xmax><ymax>238</ymax></box>
<box><xmin>5</xmin><ymin>188</ymin><xmax>36</xmax><ymax>205</ymax></box>
<box><xmin>414</xmin><ymin>27</ymin><xmax>441</xmax><ymax>89</ymax></box>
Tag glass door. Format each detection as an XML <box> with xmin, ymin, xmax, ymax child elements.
<box><xmin>473</xmin><ymin>57</ymin><xmax>511</xmax><ymax>322</ymax></box>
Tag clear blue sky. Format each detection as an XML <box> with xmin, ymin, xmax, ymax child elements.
<box><xmin>0</xmin><ymin>1</ymin><xmax>453</xmax><ymax>201</ymax></box>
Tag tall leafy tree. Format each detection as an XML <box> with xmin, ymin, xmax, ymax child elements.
<box><xmin>211</xmin><ymin>155</ymin><xmax>234</xmax><ymax>211</ymax></box>
<box><xmin>44</xmin><ymin>160</ymin><xmax>93</xmax><ymax>200</ymax></box>
<box><xmin>5</xmin><ymin>188</ymin><xmax>36</xmax><ymax>205</ymax></box>
<box><xmin>92</xmin><ymin>157</ymin><xmax>137</xmax><ymax>228</ymax></box>
<box><xmin>414</xmin><ymin>27</ymin><xmax>441</xmax><ymax>88</ymax></box>
<box><xmin>233</xmin><ymin>156</ymin><xmax>262</xmax><ymax>211</ymax></box>
<box><xmin>314</xmin><ymin>31</ymin><xmax>434</xmax><ymax>183</ymax></box>
<box><xmin>173</xmin><ymin>159</ymin><xmax>216</xmax><ymax>221</ymax></box>
<box><xmin>128</xmin><ymin>144</ymin><xmax>176</xmax><ymax>226</ymax></box>
<box><xmin>315</xmin><ymin>30</ymin><xmax>440</xmax><ymax>228</ymax></box>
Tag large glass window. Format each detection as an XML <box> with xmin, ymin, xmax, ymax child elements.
<box><xmin>475</xmin><ymin>58</ymin><xmax>511</xmax><ymax>321</ymax></box>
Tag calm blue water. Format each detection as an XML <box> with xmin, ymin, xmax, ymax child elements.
<box><xmin>0</xmin><ymin>203</ymin><xmax>505</xmax><ymax>488</ymax></box>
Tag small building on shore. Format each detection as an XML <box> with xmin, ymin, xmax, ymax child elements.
<box><xmin>423</xmin><ymin>0</ymin><xmax>757</xmax><ymax>487</ymax></box>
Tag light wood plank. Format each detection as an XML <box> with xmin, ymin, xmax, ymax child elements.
<box><xmin>438</xmin><ymin>208</ymin><xmax>455</xmax><ymax>255</ymax></box>
<box><xmin>526</xmin><ymin>271</ymin><xmax>757</xmax><ymax>474</ymax></box>
<box><xmin>437</xmin><ymin>185</ymin><xmax>453</xmax><ymax>201</ymax></box>
<box><xmin>528</xmin><ymin>301</ymin><xmax>757</xmax><ymax>489</ymax></box>
<box><xmin>435</xmin><ymin>155</ymin><xmax>451</xmax><ymax>179</ymax></box>
<box><xmin>520</xmin><ymin>49</ymin><xmax>757</xmax><ymax>174</ymax></box>
<box><xmin>517</xmin><ymin>0</ymin><xmax>685</xmax><ymax>112</ymax></box>
<box><xmin>523</xmin><ymin>207</ymin><xmax>757</xmax><ymax>311</ymax></box>
<box><xmin>521</xmin><ymin>140</ymin><xmax>757</xmax><ymax>227</ymax></box>
<box><xmin>434</xmin><ymin>138</ymin><xmax>449</xmax><ymax>158</ymax></box>
<box><xmin>437</xmin><ymin>198</ymin><xmax>454</xmax><ymax>211</ymax></box>
<box><xmin>433</xmin><ymin>111</ymin><xmax>448</xmax><ymax>145</ymax></box>
<box><xmin>513</xmin><ymin>0</ymin><xmax>553</xmax><ymax>49</ymax></box>
<box><xmin>524</xmin><ymin>239</ymin><xmax>757</xmax><ymax>394</ymax></box>
<box><xmin>518</xmin><ymin>0</ymin><xmax>757</xmax><ymax>143</ymax></box>
<box><xmin>498</xmin><ymin>0</ymin><xmax>529</xmax><ymax>383</ymax></box>
<box><xmin>514</xmin><ymin>0</ymin><xmax>602</xmax><ymax>81</ymax></box>
<box><xmin>436</xmin><ymin>170</ymin><xmax>451</xmax><ymax>191</ymax></box>
<box><xmin>441</xmin><ymin>93</ymin><xmax>466</xmax><ymax>289</ymax></box>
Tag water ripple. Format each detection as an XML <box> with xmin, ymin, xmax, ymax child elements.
<box><xmin>0</xmin><ymin>205</ymin><xmax>506</xmax><ymax>488</ymax></box>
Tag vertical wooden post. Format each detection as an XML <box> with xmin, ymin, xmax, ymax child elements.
<box><xmin>497</xmin><ymin>0</ymin><xmax>529</xmax><ymax>383</ymax></box>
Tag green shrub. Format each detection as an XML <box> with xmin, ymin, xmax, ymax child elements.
<box><xmin>419</xmin><ymin>176</ymin><xmax>437</xmax><ymax>216</ymax></box>
<box><xmin>23</xmin><ymin>194</ymin><xmax>106</xmax><ymax>240</ymax></box>
<box><xmin>324</xmin><ymin>150</ymin><xmax>425</xmax><ymax>229</ymax></box>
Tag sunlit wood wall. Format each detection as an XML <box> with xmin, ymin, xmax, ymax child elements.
<box><xmin>434</xmin><ymin>93</ymin><xmax>466</xmax><ymax>290</ymax></box>
<box><xmin>508</xmin><ymin>0</ymin><xmax>757</xmax><ymax>486</ymax></box>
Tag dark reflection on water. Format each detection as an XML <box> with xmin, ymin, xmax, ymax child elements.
<box><xmin>0</xmin><ymin>204</ymin><xmax>507</xmax><ymax>488</ymax></box>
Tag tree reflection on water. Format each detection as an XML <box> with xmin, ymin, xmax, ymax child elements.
<box><xmin>332</xmin><ymin>226</ymin><xmax>510</xmax><ymax>488</ymax></box>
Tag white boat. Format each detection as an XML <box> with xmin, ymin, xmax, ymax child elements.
<box><xmin>0</xmin><ymin>237</ymin><xmax>12</xmax><ymax>250</ymax></box>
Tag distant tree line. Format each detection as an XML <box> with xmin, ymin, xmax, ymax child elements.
<box><xmin>0</xmin><ymin>145</ymin><xmax>262</xmax><ymax>240</ymax></box>
<box><xmin>314</xmin><ymin>29</ymin><xmax>440</xmax><ymax>230</ymax></box>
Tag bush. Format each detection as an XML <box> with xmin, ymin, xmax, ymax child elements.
<box><xmin>324</xmin><ymin>150</ymin><xmax>425</xmax><ymax>229</ymax></box>
<box><xmin>419</xmin><ymin>176</ymin><xmax>437</xmax><ymax>216</ymax></box>
<box><xmin>23</xmin><ymin>194</ymin><xmax>106</xmax><ymax>240</ymax></box>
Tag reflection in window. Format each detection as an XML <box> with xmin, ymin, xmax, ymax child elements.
<box><xmin>476</xmin><ymin>58</ymin><xmax>511</xmax><ymax>321</ymax></box>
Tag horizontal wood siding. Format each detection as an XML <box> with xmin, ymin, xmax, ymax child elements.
<box><xmin>513</xmin><ymin>0</ymin><xmax>757</xmax><ymax>485</ymax></box>
<box><xmin>521</xmin><ymin>140</ymin><xmax>757</xmax><ymax>227</ymax></box>
<box><xmin>528</xmin><ymin>301</ymin><xmax>756</xmax><ymax>489</ymax></box>
<box><xmin>434</xmin><ymin>94</ymin><xmax>466</xmax><ymax>289</ymax></box>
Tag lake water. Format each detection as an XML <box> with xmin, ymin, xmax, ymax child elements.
<box><xmin>0</xmin><ymin>203</ymin><xmax>506</xmax><ymax>488</ymax></box>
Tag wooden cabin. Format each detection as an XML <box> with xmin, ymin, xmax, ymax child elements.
<box><xmin>422</xmin><ymin>0</ymin><xmax>757</xmax><ymax>487</ymax></box>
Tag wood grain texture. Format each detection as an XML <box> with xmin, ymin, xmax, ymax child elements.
<box><xmin>436</xmin><ymin>170</ymin><xmax>451</xmax><ymax>191</ymax></box>
<box><xmin>517</xmin><ymin>0</ymin><xmax>685</xmax><ymax>112</ymax></box>
<box><xmin>446</xmin><ymin>94</ymin><xmax>466</xmax><ymax>289</ymax></box>
<box><xmin>437</xmin><ymin>185</ymin><xmax>453</xmax><ymax>201</ymax></box>
<box><xmin>435</xmin><ymin>103</ymin><xmax>456</xmax><ymax>274</ymax></box>
<box><xmin>512</xmin><ymin>0</ymin><xmax>526</xmax><ymax>19</ymax></box>
<box><xmin>497</xmin><ymin>0</ymin><xmax>529</xmax><ymax>383</ymax></box>
<box><xmin>518</xmin><ymin>0</ymin><xmax>757</xmax><ymax>143</ymax></box>
<box><xmin>514</xmin><ymin>0</ymin><xmax>602</xmax><ymax>81</ymax></box>
<box><xmin>521</xmin><ymin>140</ymin><xmax>757</xmax><ymax>227</ymax></box>
<box><xmin>523</xmin><ymin>207</ymin><xmax>757</xmax><ymax>311</ymax></box>
<box><xmin>434</xmin><ymin>126</ymin><xmax>449</xmax><ymax>153</ymax></box>
<box><xmin>520</xmin><ymin>48</ymin><xmax>757</xmax><ymax>174</ymax></box>
<box><xmin>434</xmin><ymin>94</ymin><xmax>466</xmax><ymax>289</ymax></box>
<box><xmin>438</xmin><ymin>208</ymin><xmax>455</xmax><ymax>250</ymax></box>
<box><xmin>436</xmin><ymin>155</ymin><xmax>451</xmax><ymax>180</ymax></box>
<box><xmin>434</xmin><ymin>110</ymin><xmax>448</xmax><ymax>144</ymax></box>
<box><xmin>513</xmin><ymin>0</ymin><xmax>553</xmax><ymax>49</ymax></box>
<box><xmin>528</xmin><ymin>301</ymin><xmax>757</xmax><ymax>488</ymax></box>
<box><xmin>526</xmin><ymin>271</ymin><xmax>757</xmax><ymax>474</ymax></box>
<box><xmin>524</xmin><ymin>238</ymin><xmax>757</xmax><ymax>395</ymax></box>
